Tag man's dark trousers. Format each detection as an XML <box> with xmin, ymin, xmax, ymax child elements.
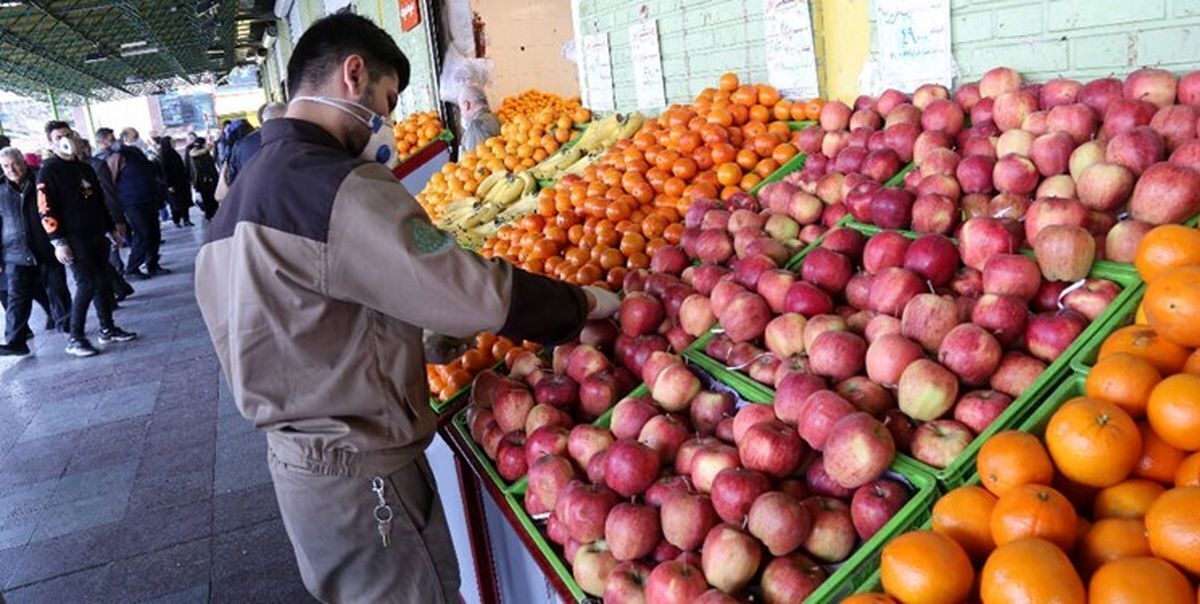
<box><xmin>67</xmin><ymin>239</ymin><xmax>117</xmax><ymax>339</ymax></box>
<box><xmin>124</xmin><ymin>203</ymin><xmax>161</xmax><ymax>273</ymax></box>
<box><xmin>6</xmin><ymin>262</ymin><xmax>70</xmax><ymax>344</ymax></box>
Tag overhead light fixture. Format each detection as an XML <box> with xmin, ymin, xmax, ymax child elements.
<box><xmin>84</xmin><ymin>52</ymin><xmax>109</xmax><ymax>64</ymax></box>
<box><xmin>121</xmin><ymin>46</ymin><xmax>159</xmax><ymax>57</ymax></box>
<box><xmin>120</xmin><ymin>40</ymin><xmax>148</xmax><ymax>49</ymax></box>
<box><xmin>0</xmin><ymin>1</ymin><xmax>25</xmax><ymax>8</ymax></box>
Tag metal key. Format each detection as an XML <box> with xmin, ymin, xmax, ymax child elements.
<box><xmin>370</xmin><ymin>477</ymin><xmax>394</xmax><ymax>548</ymax></box>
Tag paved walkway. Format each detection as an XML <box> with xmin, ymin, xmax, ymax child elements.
<box><xmin>0</xmin><ymin>221</ymin><xmax>311</xmax><ymax>603</ymax></box>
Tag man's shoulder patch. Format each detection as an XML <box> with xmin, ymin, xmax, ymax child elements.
<box><xmin>404</xmin><ymin>216</ymin><xmax>453</xmax><ymax>254</ymax></box>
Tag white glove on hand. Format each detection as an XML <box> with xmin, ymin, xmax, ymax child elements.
<box><xmin>583</xmin><ymin>286</ymin><xmax>621</xmax><ymax>320</ymax></box>
<box><xmin>54</xmin><ymin>242</ymin><xmax>74</xmax><ymax>265</ymax></box>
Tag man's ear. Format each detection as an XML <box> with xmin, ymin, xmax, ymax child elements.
<box><xmin>341</xmin><ymin>54</ymin><xmax>368</xmax><ymax>98</ymax></box>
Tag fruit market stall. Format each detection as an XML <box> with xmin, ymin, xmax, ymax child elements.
<box><xmin>422</xmin><ymin>64</ymin><xmax>1200</xmax><ymax>603</ymax></box>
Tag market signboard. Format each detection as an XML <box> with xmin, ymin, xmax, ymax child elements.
<box><xmin>400</xmin><ymin>0</ymin><xmax>421</xmax><ymax>32</ymax></box>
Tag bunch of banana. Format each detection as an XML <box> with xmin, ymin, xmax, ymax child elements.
<box><xmin>529</xmin><ymin>112</ymin><xmax>647</xmax><ymax>181</ymax></box>
<box><xmin>480</xmin><ymin>170</ymin><xmax>537</xmax><ymax>206</ymax></box>
<box><xmin>530</xmin><ymin>146</ymin><xmax>585</xmax><ymax>180</ymax></box>
<box><xmin>561</xmin><ymin>151</ymin><xmax>602</xmax><ymax>177</ymax></box>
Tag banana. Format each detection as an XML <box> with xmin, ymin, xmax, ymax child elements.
<box><xmin>462</xmin><ymin>202</ymin><xmax>501</xmax><ymax>229</ymax></box>
<box><xmin>485</xmin><ymin>173</ymin><xmax>524</xmax><ymax>206</ymax></box>
<box><xmin>613</xmin><ymin>112</ymin><xmax>645</xmax><ymax>141</ymax></box>
<box><xmin>475</xmin><ymin>170</ymin><xmax>506</xmax><ymax>199</ymax></box>
<box><xmin>516</xmin><ymin>171</ymin><xmax>537</xmax><ymax>198</ymax></box>
<box><xmin>574</xmin><ymin>114</ymin><xmax>618</xmax><ymax>153</ymax></box>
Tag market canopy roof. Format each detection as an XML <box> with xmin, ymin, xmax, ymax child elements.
<box><xmin>0</xmin><ymin>0</ymin><xmax>276</xmax><ymax>102</ymax></box>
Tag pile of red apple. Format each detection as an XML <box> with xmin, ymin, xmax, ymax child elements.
<box><xmin>771</xmin><ymin>66</ymin><xmax>1200</xmax><ymax>263</ymax></box>
<box><xmin>528</xmin><ymin>356</ymin><xmax>913</xmax><ymax>603</ymax></box>
<box><xmin>680</xmin><ymin>211</ymin><xmax>1123</xmax><ymax>472</ymax></box>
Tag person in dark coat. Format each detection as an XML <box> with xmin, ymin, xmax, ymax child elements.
<box><xmin>185</xmin><ymin>137</ymin><xmax>220</xmax><ymax>221</ymax></box>
<box><xmin>158</xmin><ymin>136</ymin><xmax>193</xmax><ymax>227</ymax></box>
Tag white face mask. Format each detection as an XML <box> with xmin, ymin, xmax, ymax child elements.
<box><xmin>52</xmin><ymin>136</ymin><xmax>76</xmax><ymax>160</ymax></box>
<box><xmin>293</xmin><ymin>96</ymin><xmax>398</xmax><ymax>168</ymax></box>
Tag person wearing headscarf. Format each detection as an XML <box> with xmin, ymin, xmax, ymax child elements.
<box><xmin>457</xmin><ymin>86</ymin><xmax>500</xmax><ymax>152</ymax></box>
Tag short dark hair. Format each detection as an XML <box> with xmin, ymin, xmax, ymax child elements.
<box><xmin>44</xmin><ymin>120</ymin><xmax>70</xmax><ymax>139</ymax></box>
<box><xmin>286</xmin><ymin>12</ymin><xmax>410</xmax><ymax>96</ymax></box>
<box><xmin>0</xmin><ymin>135</ymin><xmax>9</xmax><ymax>149</ymax></box>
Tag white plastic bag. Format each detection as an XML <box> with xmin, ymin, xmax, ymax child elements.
<box><xmin>439</xmin><ymin>43</ymin><xmax>494</xmax><ymax>103</ymax></box>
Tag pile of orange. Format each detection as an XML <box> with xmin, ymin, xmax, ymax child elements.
<box><xmin>392</xmin><ymin>111</ymin><xmax>445</xmax><ymax>161</ymax></box>
<box><xmin>426</xmin><ymin>333</ymin><xmax>538</xmax><ymax>402</ymax></box>
<box><xmin>477</xmin><ymin>73</ymin><xmax>803</xmax><ymax>287</ymax></box>
<box><xmin>418</xmin><ymin>104</ymin><xmax>588</xmax><ymax>222</ymax></box>
<box><xmin>496</xmin><ymin>89</ymin><xmax>590</xmax><ymax>125</ymax></box>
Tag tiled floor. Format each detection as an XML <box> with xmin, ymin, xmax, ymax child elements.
<box><xmin>0</xmin><ymin>220</ymin><xmax>311</xmax><ymax>603</ymax></box>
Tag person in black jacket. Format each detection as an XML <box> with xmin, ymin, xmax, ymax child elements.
<box><xmin>0</xmin><ymin>148</ymin><xmax>71</xmax><ymax>355</ymax></box>
<box><xmin>184</xmin><ymin>136</ymin><xmax>219</xmax><ymax>220</ymax></box>
<box><xmin>157</xmin><ymin>136</ymin><xmax>193</xmax><ymax>227</ymax></box>
<box><xmin>39</xmin><ymin>121</ymin><xmax>137</xmax><ymax>357</ymax></box>
<box><xmin>104</xmin><ymin>127</ymin><xmax>167</xmax><ymax>279</ymax></box>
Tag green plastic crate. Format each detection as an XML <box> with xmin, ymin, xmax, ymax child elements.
<box><xmin>684</xmin><ymin>222</ymin><xmax>1143</xmax><ymax>488</ymax></box>
<box><xmin>883</xmin><ymin>163</ymin><xmax>915</xmax><ymax>188</ymax></box>
<box><xmin>1069</xmin><ymin>285</ymin><xmax>1146</xmax><ymax>376</ymax></box>
<box><xmin>750</xmin><ymin>152</ymin><xmax>808</xmax><ymax>196</ymax></box>
<box><xmin>501</xmin><ymin>491</ymin><xmax>591</xmax><ymax>602</ymax></box>
<box><xmin>788</xmin><ymin>120</ymin><xmax>818</xmax><ymax>131</ymax></box>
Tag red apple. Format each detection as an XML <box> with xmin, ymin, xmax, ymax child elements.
<box><xmin>760</xmin><ymin>553</ymin><xmax>827</xmax><ymax>604</ymax></box>
<box><xmin>783</xmin><ymin>281</ymin><xmax>835</xmax><ymax>317</ymax></box>
<box><xmin>604</xmin><ymin>439</ymin><xmax>662</xmax><ymax>498</ymax></box>
<box><xmin>886</xmin><ymin>103</ymin><xmax>922</xmax><ymax>129</ymax></box>
<box><xmin>660</xmin><ymin>492</ymin><xmax>719</xmax><ymax>552</ymax></box>
<box><xmin>898</xmin><ymin>359</ymin><xmax>960</xmax><ymax>421</ymax></box>
<box><xmin>756</xmin><ymin>270</ymin><xmax>797</xmax><ymax>314</ymax></box>
<box><xmin>869</xmin><ymin>267</ymin><xmax>925</xmax><ymax>317</ymax></box>
<box><xmin>921</xmin><ymin>98</ymin><xmax>965</xmax><ymax>135</ymax></box>
<box><xmin>775</xmin><ymin>372</ymin><xmax>827</xmax><ymax>425</ymax></box>
<box><xmin>900</xmin><ymin>293</ymin><xmax>961</xmax><ymax>353</ymax></box>
<box><xmin>604</xmin><ymin>560</ymin><xmax>652</xmax><ymax>604</ymax></box>
<box><xmin>1062</xmin><ymin>277</ymin><xmax>1121</xmax><ymax>321</ymax></box>
<box><xmin>959</xmin><ymin>217</ymin><xmax>1022</xmax><ymax>270</ymax></box>
<box><xmin>568</xmin><ymin>344</ymin><xmax>611</xmax><ymax>385</ymax></box>
<box><xmin>914</xmin><ymin>130</ymin><xmax>953</xmax><ymax>165</ymax></box>
<box><xmin>803</xmin><ymin>496</ymin><xmax>856</xmax><ymax>563</ymax></box>
<box><xmin>993</xmin><ymin>154</ymin><xmax>1039</xmax><ymax>195</ymax></box>
<box><xmin>493</xmin><ymin>385</ymin><xmax>536</xmax><ymax>433</ymax></box>
<box><xmin>568</xmin><ymin>424</ymin><xmax>614</xmax><ymax>469</ymax></box>
<box><xmin>1103</xmin><ymin>98</ymin><xmax>1158</xmax><ymax>139</ymax></box>
<box><xmin>711</xmin><ymin>467</ymin><xmax>772</xmax><ymax>526</ymax></box>
<box><xmin>1047</xmin><ymin>103</ymin><xmax>1097</xmax><ymax>144</ymax></box>
<box><xmin>606</xmin><ymin>502</ymin><xmax>662</xmax><ymax>561</ymax></box>
<box><xmin>678</xmin><ymin>294</ymin><xmax>715</xmax><ymax>338</ymax></box>
<box><xmin>938</xmin><ymin>323</ymin><xmax>1003</xmax><ymax>387</ymax></box>
<box><xmin>954</xmin><ymin>389</ymin><xmax>1014</xmax><ymax>434</ymax></box>
<box><xmin>732</xmin><ymin>402</ymin><xmax>777</xmax><ymax>444</ymax></box>
<box><xmin>1080</xmin><ymin>77</ymin><xmax>1124</xmax><ymax>117</ymax></box>
<box><xmin>1106</xmin><ymin>126</ymin><xmax>1166</xmax><ymax>176</ymax></box>
<box><xmin>903</xmin><ymin>234</ymin><xmax>960</xmax><ymax>287</ymax></box>
<box><xmin>719</xmin><ymin>292</ymin><xmax>772</xmax><ymax>343</ymax></box>
<box><xmin>574</xmin><ymin>540</ymin><xmax>619</xmax><ymax>597</ymax></box>
<box><xmin>645</xmin><ymin>475</ymin><xmax>691</xmax><ymax>509</ymax></box>
<box><xmin>990</xmin><ymin>350</ymin><xmax>1047</xmax><ymax>398</ymax></box>
<box><xmin>1034</xmin><ymin>224</ymin><xmax>1095</xmax><ymax>282</ymax></box>
<box><xmin>865</xmin><ymin>313</ymin><xmax>901</xmax><ymax>343</ymax></box>
<box><xmin>588</xmin><ymin>450</ymin><xmax>609</xmax><ymax>485</ymax></box>
<box><xmin>1076</xmin><ymin>162</ymin><xmax>1134</xmax><ymax>212</ymax></box>
<box><xmin>996</xmin><ymin>129</ymin><xmax>1034</xmax><ymax>158</ymax></box>
<box><xmin>526</xmin><ymin>425</ymin><xmax>571</xmax><ymax>466</ymax></box>
<box><xmin>685</xmin><ymin>391</ymin><xmax>732</xmax><ymax>437</ymax></box>
<box><xmin>690</xmin><ymin>445</ymin><xmax>741</xmax><ymax>493</ymax></box>
<box><xmin>701</xmin><ymin>524</ymin><xmax>762</xmax><ymax>594</ymax></box>
<box><xmin>1150</xmin><ymin>105</ymin><xmax>1200</xmax><ymax>152</ymax></box>
<box><xmin>971</xmin><ymin>293</ymin><xmax>1029</xmax><ymax>348</ymax></box>
<box><xmin>863</xmin><ymin>231</ymin><xmax>912</xmax><ymax>273</ymax></box>
<box><xmin>884</xmin><ymin>122</ymin><xmax>920</xmax><ymax>162</ymax></box>
<box><xmin>981</xmin><ymin>67</ymin><xmax>1022</xmax><ymax>98</ymax></box>
<box><xmin>560</xmin><ymin>482</ymin><xmax>620</xmax><ymax>543</ymax></box>
<box><xmin>836</xmin><ymin>376</ymin><xmax>895</xmax><ymax>417</ymax></box>
<box><xmin>496</xmin><ymin>432</ymin><xmax>528</xmax><ymax>481</ymax></box>
<box><xmin>801</xmin><ymin>248</ymin><xmax>854</xmax><ymax>295</ymax></box>
<box><xmin>651</xmin><ymin>363</ymin><xmax>702</xmax><ymax>412</ymax></box>
<box><xmin>808</xmin><ymin>330</ymin><xmax>868</xmax><ymax>381</ymax></box>
<box><xmin>580</xmin><ymin>371</ymin><xmax>622</xmax><ymax>420</ymax></box>
<box><xmin>982</xmin><ymin>253</ymin><xmax>1040</xmax><ymax>301</ymax></box>
<box><xmin>912</xmin><ymin>194</ymin><xmax>960</xmax><ymax>235</ymax></box>
<box><xmin>1025</xmin><ymin>196</ymin><xmax>1089</xmax><ymax>244</ymax></box>
<box><xmin>993</xmin><ymin>90</ymin><xmax>1039</xmax><ymax>131</ymax></box>
<box><xmin>820</xmin><ymin>100</ymin><xmax>852</xmax><ymax>131</ymax></box>
<box><xmin>911</xmin><ymin>419</ymin><xmax>974</xmax><ymax>469</ymax></box>
<box><xmin>639</xmin><ymin>414</ymin><xmax>690</xmax><ymax>465</ymax></box>
<box><xmin>748</xmin><ymin>491</ymin><xmax>812</xmax><ymax>557</ymax></box>
<box><xmin>611</xmin><ymin>397</ymin><xmax>660</xmax><ymax>441</ymax></box>
<box><xmin>1181</xmin><ymin>70</ymin><xmax>1200</xmax><ymax>106</ymax></box>
<box><xmin>846</xmin><ymin>271</ymin><xmax>875</xmax><ymax>310</ymax></box>
<box><xmin>1129</xmin><ymin>161</ymin><xmax>1200</xmax><ymax>225</ymax></box>
<box><xmin>1025</xmin><ymin>310</ymin><xmax>1087</xmax><ymax>363</ymax></box>
<box><xmin>740</xmin><ymin>421</ymin><xmax>807</xmax><ymax>479</ymax></box>
<box><xmin>1029</xmin><ymin>131</ymin><xmax>1075</xmax><ymax>177</ymax></box>
<box><xmin>851</xmin><ymin>479</ymin><xmax>909</xmax><ymax>541</ymax></box>
<box><xmin>866</xmin><ymin>333</ymin><xmax>924</xmax><ymax>387</ymax></box>
<box><xmin>869</xmin><ymin>188</ymin><xmax>916</xmax><ymax>230</ymax></box>
<box><xmin>823</xmin><ymin>412</ymin><xmax>896</xmax><ymax>488</ymax></box>
<box><xmin>645</xmin><ymin>561</ymin><xmax>708</xmax><ymax>604</ymax></box>
<box><xmin>798</xmin><ymin>390</ymin><xmax>856</xmax><ymax>450</ymax></box>
<box><xmin>650</xmin><ymin>245</ymin><xmax>689</xmax><ymax>276</ymax></box>
<box><xmin>1170</xmin><ymin>139</ymin><xmax>1200</xmax><ymax>171</ymax></box>
<box><xmin>1124</xmin><ymin>67</ymin><xmax>1177</xmax><ymax>109</ymax></box>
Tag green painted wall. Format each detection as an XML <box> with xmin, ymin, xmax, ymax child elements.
<box><xmin>950</xmin><ymin>0</ymin><xmax>1200</xmax><ymax>82</ymax></box>
<box><xmin>577</xmin><ymin>0</ymin><xmax>771</xmax><ymax>112</ymax></box>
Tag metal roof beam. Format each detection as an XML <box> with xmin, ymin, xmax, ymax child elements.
<box><xmin>0</xmin><ymin>60</ymin><xmax>84</xmax><ymax>99</ymax></box>
<box><xmin>115</xmin><ymin>1</ymin><xmax>196</xmax><ymax>86</ymax></box>
<box><xmin>0</xmin><ymin>21</ymin><xmax>133</xmax><ymax>96</ymax></box>
<box><xmin>23</xmin><ymin>0</ymin><xmax>162</xmax><ymax>92</ymax></box>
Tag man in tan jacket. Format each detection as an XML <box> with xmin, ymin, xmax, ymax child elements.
<box><xmin>194</xmin><ymin>12</ymin><xmax>617</xmax><ymax>603</ymax></box>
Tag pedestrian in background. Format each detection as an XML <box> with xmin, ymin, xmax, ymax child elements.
<box><xmin>81</xmin><ymin>136</ymin><xmax>134</xmax><ymax>304</ymax></box>
<box><xmin>103</xmin><ymin>127</ymin><xmax>168</xmax><ymax>279</ymax></box>
<box><xmin>185</xmin><ymin>136</ymin><xmax>220</xmax><ymax>220</ymax></box>
<box><xmin>38</xmin><ymin>122</ymin><xmax>136</xmax><ymax>357</ymax></box>
<box><xmin>158</xmin><ymin>135</ymin><xmax>193</xmax><ymax>228</ymax></box>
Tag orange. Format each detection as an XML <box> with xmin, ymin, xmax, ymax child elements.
<box><xmin>1135</xmin><ymin>301</ymin><xmax>1149</xmax><ymax>325</ymax></box>
<box><xmin>932</xmin><ymin>485</ymin><xmax>997</xmax><ymax>561</ymax></box>
<box><xmin>1145</xmin><ymin>487</ymin><xmax>1200</xmax><ymax>573</ymax></box>
<box><xmin>1184</xmin><ymin>348</ymin><xmax>1200</xmax><ymax>374</ymax></box>
<box><xmin>990</xmin><ymin>484</ymin><xmax>1079</xmax><ymax>551</ymax></box>
<box><xmin>1133</xmin><ymin>224</ymin><xmax>1200</xmax><ymax>283</ymax></box>
<box><xmin>1045</xmin><ymin>397</ymin><xmax>1142</xmax><ymax>487</ymax></box>
<box><xmin>1145</xmin><ymin>266</ymin><xmax>1200</xmax><ymax>347</ymax></box>
<box><xmin>1134</xmin><ymin>422</ymin><xmax>1186</xmax><ymax>484</ymax></box>
<box><xmin>1088</xmin><ymin>557</ymin><xmax>1194</xmax><ymax>604</ymax></box>
<box><xmin>980</xmin><ymin>538</ymin><xmax>1085</xmax><ymax>604</ymax></box>
<box><xmin>879</xmin><ymin>530</ymin><xmax>974</xmax><ymax>604</ymax></box>
<box><xmin>1146</xmin><ymin>373</ymin><xmax>1200</xmax><ymax>451</ymax></box>
<box><xmin>718</xmin><ymin>72</ymin><xmax>740</xmax><ymax>92</ymax></box>
<box><xmin>1098</xmin><ymin>325</ymin><xmax>1191</xmax><ymax>375</ymax></box>
<box><xmin>1076</xmin><ymin>517</ymin><xmax>1151</xmax><ymax>575</ymax></box>
<box><xmin>804</xmin><ymin>99</ymin><xmax>825</xmax><ymax>121</ymax></box>
<box><xmin>1175</xmin><ymin>452</ymin><xmax>1200</xmax><ymax>486</ymax></box>
<box><xmin>840</xmin><ymin>594</ymin><xmax>897</xmax><ymax>604</ymax></box>
<box><xmin>1093</xmin><ymin>479</ymin><xmax>1166</xmax><ymax>519</ymax></box>
<box><xmin>977</xmin><ymin>431</ymin><xmax>1055</xmax><ymax>497</ymax></box>
<box><xmin>1084</xmin><ymin>352</ymin><xmax>1161</xmax><ymax>418</ymax></box>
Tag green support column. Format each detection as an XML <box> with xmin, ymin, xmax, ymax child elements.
<box><xmin>84</xmin><ymin>98</ymin><xmax>96</xmax><ymax>136</ymax></box>
<box><xmin>47</xmin><ymin>88</ymin><xmax>60</xmax><ymax>120</ymax></box>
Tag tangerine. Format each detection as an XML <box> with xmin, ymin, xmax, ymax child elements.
<box><xmin>1093</xmin><ymin>479</ymin><xmax>1166</xmax><ymax>519</ymax></box>
<box><xmin>1076</xmin><ymin>517</ymin><xmax>1152</xmax><ymax>575</ymax></box>
<box><xmin>977</xmin><ymin>431</ymin><xmax>1056</xmax><ymax>497</ymax></box>
<box><xmin>1146</xmin><ymin>373</ymin><xmax>1200</xmax><ymax>451</ymax></box>
<box><xmin>1145</xmin><ymin>487</ymin><xmax>1200</xmax><ymax>574</ymax></box>
<box><xmin>1134</xmin><ymin>421</ymin><xmax>1186</xmax><ymax>484</ymax></box>
<box><xmin>879</xmin><ymin>531</ymin><xmax>974</xmax><ymax>604</ymax></box>
<box><xmin>1084</xmin><ymin>352</ymin><xmax>1161</xmax><ymax>418</ymax></box>
<box><xmin>1133</xmin><ymin>224</ymin><xmax>1200</xmax><ymax>283</ymax></box>
<box><xmin>1088</xmin><ymin>557</ymin><xmax>1194</xmax><ymax>604</ymax></box>
<box><xmin>1144</xmin><ymin>266</ymin><xmax>1200</xmax><ymax>347</ymax></box>
<box><xmin>1045</xmin><ymin>397</ymin><xmax>1143</xmax><ymax>487</ymax></box>
<box><xmin>1098</xmin><ymin>325</ymin><xmax>1190</xmax><ymax>375</ymax></box>
<box><xmin>931</xmin><ymin>485</ymin><xmax>997</xmax><ymax>560</ymax></box>
<box><xmin>1175</xmin><ymin>452</ymin><xmax>1200</xmax><ymax>486</ymax></box>
<box><xmin>990</xmin><ymin>483</ymin><xmax>1079</xmax><ymax>550</ymax></box>
<box><xmin>980</xmin><ymin>537</ymin><xmax>1084</xmax><ymax>604</ymax></box>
